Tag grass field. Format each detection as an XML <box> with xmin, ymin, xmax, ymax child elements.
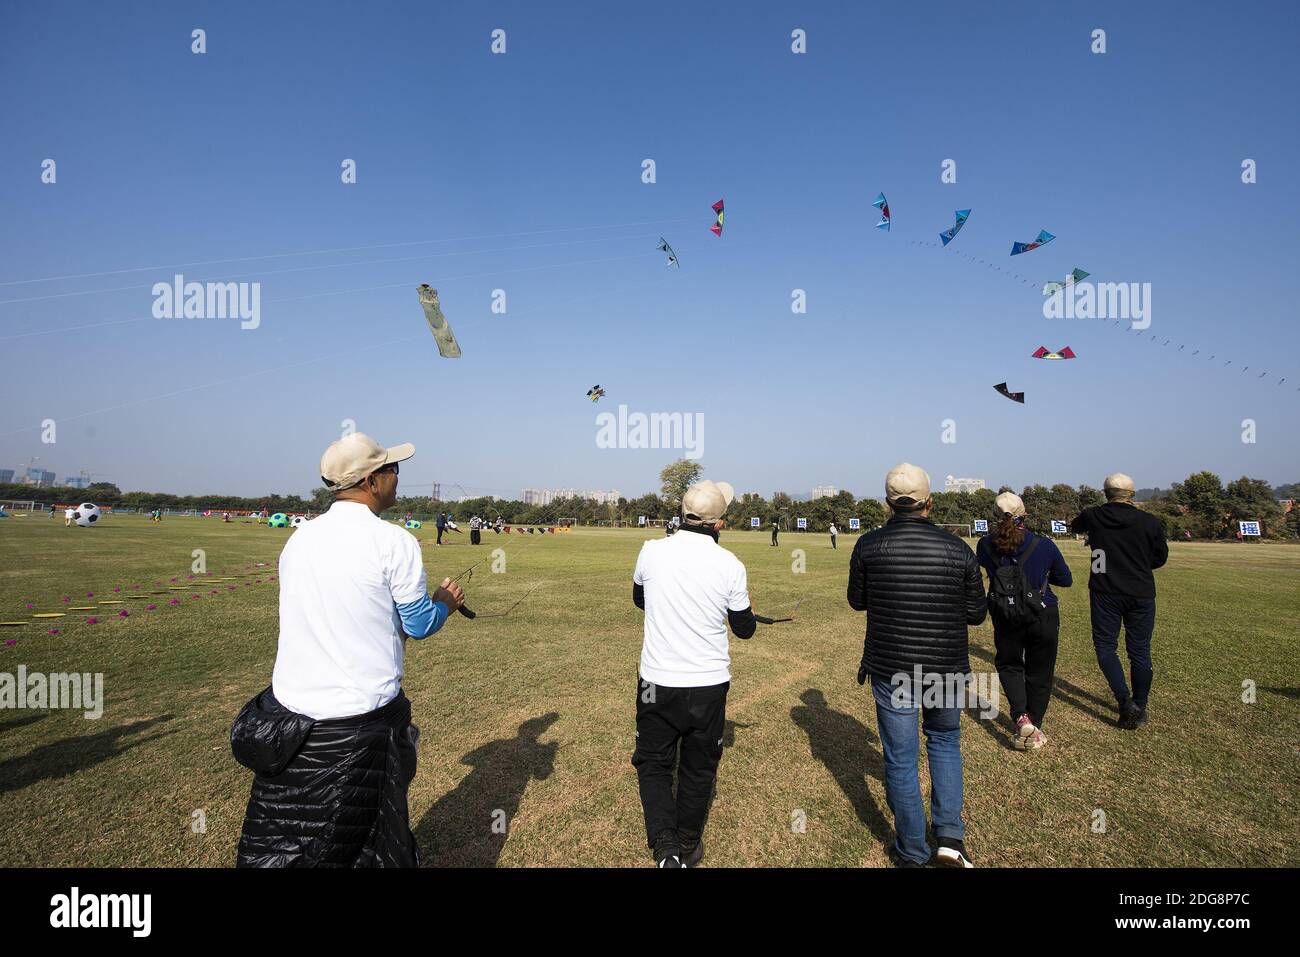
<box><xmin>1</xmin><ymin>511</ymin><xmax>1297</xmax><ymax>867</ymax></box>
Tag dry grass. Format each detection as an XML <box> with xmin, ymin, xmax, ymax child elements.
<box><xmin>1</xmin><ymin>514</ymin><xmax>1296</xmax><ymax>866</ymax></box>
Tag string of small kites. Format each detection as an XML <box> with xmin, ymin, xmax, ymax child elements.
<box><xmin>907</xmin><ymin>236</ymin><xmax>1292</xmax><ymax>390</ymax></box>
<box><xmin>0</xmin><ymin>563</ymin><xmax>278</xmax><ymax>648</ymax></box>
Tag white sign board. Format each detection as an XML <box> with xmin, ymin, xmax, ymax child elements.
<box><xmin>637</xmin><ymin>515</ymin><xmax>646</xmax><ymax>527</ymax></box>
<box><xmin>1050</xmin><ymin>520</ymin><xmax>1068</xmax><ymax>534</ymax></box>
<box><xmin>750</xmin><ymin>517</ymin><xmax>760</xmax><ymax>528</ymax></box>
<box><xmin>973</xmin><ymin>519</ymin><xmax>989</xmax><ymax>533</ymax></box>
<box><xmin>1239</xmin><ymin>520</ymin><xmax>1261</xmax><ymax>536</ymax></box>
<box><xmin>849</xmin><ymin>518</ymin><xmax>861</xmax><ymax>530</ymax></box>
<box><xmin>796</xmin><ymin>517</ymin><xmax>807</xmax><ymax>530</ymax></box>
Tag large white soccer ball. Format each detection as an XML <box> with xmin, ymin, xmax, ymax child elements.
<box><xmin>290</xmin><ymin>515</ymin><xmax>306</xmax><ymax>528</ymax></box>
<box><xmin>73</xmin><ymin>503</ymin><xmax>102</xmax><ymax>527</ymax></box>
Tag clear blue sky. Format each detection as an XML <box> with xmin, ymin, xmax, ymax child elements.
<box><xmin>2</xmin><ymin>0</ymin><xmax>1296</xmax><ymax>499</ymax></box>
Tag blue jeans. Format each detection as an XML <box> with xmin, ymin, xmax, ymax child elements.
<box><xmin>870</xmin><ymin>675</ymin><xmax>964</xmax><ymax>865</ymax></box>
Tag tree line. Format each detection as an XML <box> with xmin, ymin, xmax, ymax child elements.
<box><xmin>3</xmin><ymin>468</ymin><xmax>1294</xmax><ymax>539</ymax></box>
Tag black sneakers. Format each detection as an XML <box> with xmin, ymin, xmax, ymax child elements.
<box><xmin>934</xmin><ymin>837</ymin><xmax>974</xmax><ymax>868</ymax></box>
<box><xmin>1118</xmin><ymin>699</ymin><xmax>1148</xmax><ymax>730</ymax></box>
<box><xmin>657</xmin><ymin>854</ymin><xmax>683</xmax><ymax>868</ymax></box>
<box><xmin>681</xmin><ymin>837</ymin><xmax>705</xmax><ymax>868</ymax></box>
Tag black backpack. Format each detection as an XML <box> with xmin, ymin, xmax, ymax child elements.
<box><xmin>987</xmin><ymin>535</ymin><xmax>1048</xmax><ymax>626</ymax></box>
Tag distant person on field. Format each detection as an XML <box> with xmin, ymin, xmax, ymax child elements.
<box><xmin>847</xmin><ymin>463</ymin><xmax>986</xmax><ymax>868</ymax></box>
<box><xmin>631</xmin><ymin>480</ymin><xmax>756</xmax><ymax>868</ymax></box>
<box><xmin>770</xmin><ymin>520</ymin><xmax>779</xmax><ymax>546</ymax></box>
<box><xmin>436</xmin><ymin>510</ymin><xmax>447</xmax><ymax>545</ymax></box>
<box><xmin>231</xmin><ymin>432</ymin><xmax>464</xmax><ymax>867</ymax></box>
<box><xmin>1070</xmin><ymin>473</ymin><xmax>1168</xmax><ymax>731</ymax></box>
<box><xmin>975</xmin><ymin>493</ymin><xmax>1072</xmax><ymax>751</ymax></box>
<box><xmin>829</xmin><ymin>522</ymin><xmax>838</xmax><ymax>549</ymax></box>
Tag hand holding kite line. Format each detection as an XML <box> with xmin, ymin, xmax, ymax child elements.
<box><xmin>432</xmin><ymin>577</ymin><xmax>466</xmax><ymax>614</ymax></box>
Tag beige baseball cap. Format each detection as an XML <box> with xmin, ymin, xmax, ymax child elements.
<box><xmin>996</xmin><ymin>491</ymin><xmax>1026</xmax><ymax>518</ymax></box>
<box><xmin>1104</xmin><ymin>472</ymin><xmax>1136</xmax><ymax>501</ymax></box>
<box><xmin>681</xmin><ymin>480</ymin><xmax>735</xmax><ymax>524</ymax></box>
<box><xmin>885</xmin><ymin>463</ymin><xmax>931</xmax><ymax>508</ymax></box>
<box><xmin>320</xmin><ymin>432</ymin><xmax>415</xmax><ymax>491</ymax></box>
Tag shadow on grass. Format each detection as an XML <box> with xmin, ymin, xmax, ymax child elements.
<box><xmin>1260</xmin><ymin>687</ymin><xmax>1300</xmax><ymax>700</ymax></box>
<box><xmin>968</xmin><ymin>644</ymin><xmax>1118</xmax><ymax>728</ymax></box>
<box><xmin>0</xmin><ymin>712</ymin><xmax>49</xmax><ymax>734</ymax></box>
<box><xmin>415</xmin><ymin>712</ymin><xmax>560</xmax><ymax>867</ymax></box>
<box><xmin>0</xmin><ymin>714</ymin><xmax>177</xmax><ymax>795</ymax></box>
<box><xmin>789</xmin><ymin>689</ymin><xmax>891</xmax><ymax>849</ymax></box>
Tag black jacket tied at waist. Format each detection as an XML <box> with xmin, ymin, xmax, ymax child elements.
<box><xmin>847</xmin><ymin>513</ymin><xmax>987</xmax><ymax>679</ymax></box>
<box><xmin>232</xmin><ymin>686</ymin><xmax>419</xmax><ymax>867</ymax></box>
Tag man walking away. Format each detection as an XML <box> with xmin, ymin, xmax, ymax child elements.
<box><xmin>1070</xmin><ymin>472</ymin><xmax>1168</xmax><ymax>730</ymax></box>
<box><xmin>631</xmin><ymin>479</ymin><xmax>756</xmax><ymax>868</ymax></box>
<box><xmin>770</xmin><ymin>520</ymin><xmax>779</xmax><ymax>546</ymax></box>
<box><xmin>436</xmin><ymin>510</ymin><xmax>447</xmax><ymax>545</ymax></box>
<box><xmin>847</xmin><ymin>464</ymin><xmax>986</xmax><ymax>868</ymax></box>
<box><xmin>231</xmin><ymin>432</ymin><xmax>464</xmax><ymax>867</ymax></box>
<box><xmin>829</xmin><ymin>522</ymin><xmax>838</xmax><ymax>549</ymax></box>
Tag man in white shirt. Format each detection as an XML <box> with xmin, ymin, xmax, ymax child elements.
<box><xmin>631</xmin><ymin>479</ymin><xmax>757</xmax><ymax>868</ymax></box>
<box><xmin>233</xmin><ymin>432</ymin><xmax>464</xmax><ymax>867</ymax></box>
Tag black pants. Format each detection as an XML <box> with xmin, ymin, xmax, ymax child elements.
<box><xmin>771</xmin><ymin>530</ymin><xmax>778</xmax><ymax>545</ymax></box>
<box><xmin>1089</xmin><ymin>591</ymin><xmax>1156</xmax><ymax>708</ymax></box>
<box><xmin>631</xmin><ymin>676</ymin><xmax>728</xmax><ymax>860</ymax></box>
<box><xmin>470</xmin><ymin>528</ymin><xmax>481</xmax><ymax>545</ymax></box>
<box><xmin>436</xmin><ymin>526</ymin><xmax>444</xmax><ymax>544</ymax></box>
<box><xmin>993</xmin><ymin>604</ymin><xmax>1060</xmax><ymax>728</ymax></box>
<box><xmin>830</xmin><ymin>534</ymin><xmax>837</xmax><ymax>549</ymax></box>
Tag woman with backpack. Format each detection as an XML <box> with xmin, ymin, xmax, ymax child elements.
<box><xmin>975</xmin><ymin>492</ymin><xmax>1073</xmax><ymax>751</ymax></box>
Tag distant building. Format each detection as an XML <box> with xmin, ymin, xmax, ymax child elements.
<box><xmin>24</xmin><ymin>468</ymin><xmax>56</xmax><ymax>488</ymax></box>
<box><xmin>522</xmin><ymin>487</ymin><xmax>620</xmax><ymax>506</ymax></box>
<box><xmin>65</xmin><ymin>475</ymin><xmax>90</xmax><ymax>489</ymax></box>
<box><xmin>0</xmin><ymin>469</ymin><xmax>13</xmax><ymax>484</ymax></box>
<box><xmin>811</xmin><ymin>484</ymin><xmax>838</xmax><ymax>499</ymax></box>
<box><xmin>945</xmin><ymin>475</ymin><xmax>986</xmax><ymax>494</ymax></box>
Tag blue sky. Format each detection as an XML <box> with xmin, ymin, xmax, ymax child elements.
<box><xmin>1</xmin><ymin>0</ymin><xmax>1296</xmax><ymax>499</ymax></box>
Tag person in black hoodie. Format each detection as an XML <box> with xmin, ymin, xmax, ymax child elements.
<box><xmin>976</xmin><ymin>492</ymin><xmax>1072</xmax><ymax>750</ymax></box>
<box><xmin>1070</xmin><ymin>472</ymin><xmax>1168</xmax><ymax>730</ymax></box>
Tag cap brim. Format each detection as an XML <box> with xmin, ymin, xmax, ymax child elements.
<box><xmin>384</xmin><ymin>443</ymin><xmax>415</xmax><ymax>465</ymax></box>
<box><xmin>715</xmin><ymin>481</ymin><xmax>735</xmax><ymax>508</ymax></box>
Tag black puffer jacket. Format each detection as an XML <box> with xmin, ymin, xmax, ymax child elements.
<box><xmin>847</xmin><ymin>514</ymin><xmax>986</xmax><ymax>678</ymax></box>
<box><xmin>231</xmin><ymin>687</ymin><xmax>419</xmax><ymax>868</ymax></box>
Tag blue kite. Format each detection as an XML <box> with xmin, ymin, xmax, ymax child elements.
<box><xmin>939</xmin><ymin>209</ymin><xmax>970</xmax><ymax>246</ymax></box>
<box><xmin>1011</xmin><ymin>229</ymin><xmax>1055</xmax><ymax>256</ymax></box>
<box><xmin>872</xmin><ymin>192</ymin><xmax>891</xmax><ymax>231</ymax></box>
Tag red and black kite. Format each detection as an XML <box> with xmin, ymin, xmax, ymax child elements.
<box><xmin>994</xmin><ymin>382</ymin><xmax>1025</xmax><ymax>403</ymax></box>
<box><xmin>1032</xmin><ymin>346</ymin><xmax>1076</xmax><ymax>360</ymax></box>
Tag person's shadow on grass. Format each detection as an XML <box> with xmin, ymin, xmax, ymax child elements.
<box><xmin>415</xmin><ymin>712</ymin><xmax>559</xmax><ymax>867</ymax></box>
<box><xmin>789</xmin><ymin>689</ymin><xmax>891</xmax><ymax>848</ymax></box>
<box><xmin>0</xmin><ymin>714</ymin><xmax>177</xmax><ymax>795</ymax></box>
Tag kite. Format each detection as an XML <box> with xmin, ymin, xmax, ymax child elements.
<box><xmin>417</xmin><ymin>284</ymin><xmax>462</xmax><ymax>358</ymax></box>
<box><xmin>994</xmin><ymin>382</ymin><xmax>1026</xmax><ymax>403</ymax></box>
<box><xmin>1032</xmin><ymin>346</ymin><xmax>1076</xmax><ymax>360</ymax></box>
<box><xmin>872</xmin><ymin>192</ymin><xmax>890</xmax><ymax>231</ymax></box>
<box><xmin>657</xmin><ymin>237</ymin><xmax>679</xmax><ymax>267</ymax></box>
<box><xmin>710</xmin><ymin>199</ymin><xmax>724</xmax><ymax>237</ymax></box>
<box><xmin>586</xmin><ymin>384</ymin><xmax>606</xmax><ymax>402</ymax></box>
<box><xmin>1011</xmin><ymin>229</ymin><xmax>1055</xmax><ymax>256</ymax></box>
<box><xmin>1043</xmin><ymin>268</ymin><xmax>1089</xmax><ymax>295</ymax></box>
<box><xmin>939</xmin><ymin>209</ymin><xmax>970</xmax><ymax>246</ymax></box>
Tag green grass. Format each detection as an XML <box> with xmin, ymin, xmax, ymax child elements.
<box><xmin>1</xmin><ymin>512</ymin><xmax>1296</xmax><ymax>867</ymax></box>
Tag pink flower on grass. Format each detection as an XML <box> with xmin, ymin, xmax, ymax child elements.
<box><xmin>118</xmin><ymin>610</ymin><xmax>129</xmax><ymax>619</ymax></box>
<box><xmin>146</xmin><ymin>604</ymin><xmax>157</xmax><ymax>611</ymax></box>
<box><xmin>169</xmin><ymin>599</ymin><xmax>180</xmax><ymax>606</ymax></box>
<box><xmin>113</xmin><ymin>587</ymin><xmax>121</xmax><ymax>593</ymax></box>
<box><xmin>170</xmin><ymin>577</ymin><xmax>178</xmax><ymax>583</ymax></box>
<box><xmin>63</xmin><ymin>596</ymin><xmax>70</xmax><ymax>603</ymax></box>
<box><xmin>86</xmin><ymin>617</ymin><xmax>98</xmax><ymax>625</ymax></box>
<box><xmin>48</xmin><ymin>629</ymin><xmax>59</xmax><ymax>636</ymax></box>
<box><xmin>4</xmin><ymin>639</ymin><xmax>15</xmax><ymax>647</ymax></box>
<box><xmin>87</xmin><ymin>592</ymin><xmax>94</xmax><ymax>598</ymax></box>
<box><xmin>24</xmin><ymin>603</ymin><xmax>33</xmax><ymax>610</ymax></box>
<box><xmin>192</xmin><ymin>594</ymin><xmax>201</xmax><ymax>600</ymax></box>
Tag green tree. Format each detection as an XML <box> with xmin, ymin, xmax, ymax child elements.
<box><xmin>660</xmin><ymin>459</ymin><xmax>703</xmax><ymax>508</ymax></box>
<box><xmin>1170</xmin><ymin>471</ymin><xmax>1226</xmax><ymax>537</ymax></box>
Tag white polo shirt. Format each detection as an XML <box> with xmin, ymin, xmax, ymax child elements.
<box><xmin>272</xmin><ymin>500</ymin><xmax>427</xmax><ymax>720</ymax></box>
<box><xmin>633</xmin><ymin>527</ymin><xmax>749</xmax><ymax>687</ymax></box>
